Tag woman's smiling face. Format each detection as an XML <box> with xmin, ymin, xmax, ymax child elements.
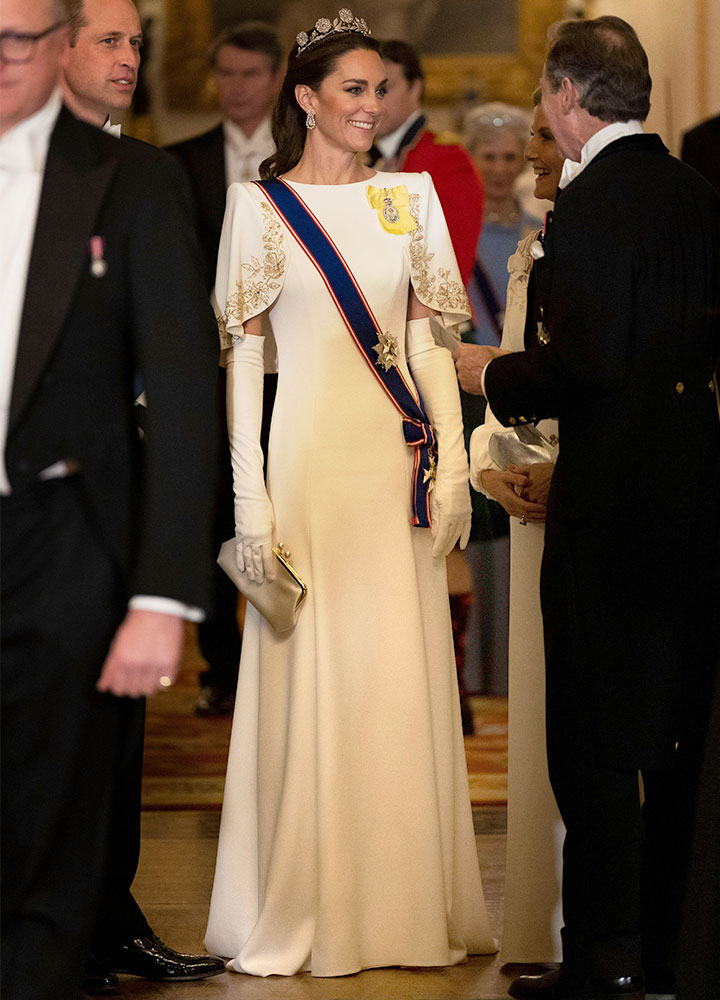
<box><xmin>524</xmin><ymin>103</ymin><xmax>564</xmax><ymax>203</ymax></box>
<box><xmin>299</xmin><ymin>48</ymin><xmax>387</xmax><ymax>154</ymax></box>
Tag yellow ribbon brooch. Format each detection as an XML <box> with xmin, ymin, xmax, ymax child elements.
<box><xmin>366</xmin><ymin>184</ymin><xmax>417</xmax><ymax>235</ymax></box>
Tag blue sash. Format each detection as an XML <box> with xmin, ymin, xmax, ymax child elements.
<box><xmin>256</xmin><ymin>177</ymin><xmax>435</xmax><ymax>528</ymax></box>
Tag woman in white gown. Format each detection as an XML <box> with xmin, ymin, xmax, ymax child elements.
<box><xmin>204</xmin><ymin>11</ymin><xmax>496</xmax><ymax>977</ymax></box>
<box><xmin>467</xmin><ymin>98</ymin><xmax>565</xmax><ymax>966</ymax></box>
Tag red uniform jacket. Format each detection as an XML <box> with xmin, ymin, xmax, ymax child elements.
<box><xmin>400</xmin><ymin>129</ymin><xmax>484</xmax><ymax>285</ymax></box>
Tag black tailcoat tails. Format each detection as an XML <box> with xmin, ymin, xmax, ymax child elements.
<box><xmin>0</xmin><ymin>107</ymin><xmax>218</xmax><ymax>1000</ymax></box>
<box><xmin>484</xmin><ymin>133</ymin><xmax>720</xmax><ymax>982</ymax></box>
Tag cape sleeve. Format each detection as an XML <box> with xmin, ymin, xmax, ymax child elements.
<box><xmin>405</xmin><ymin>171</ymin><xmax>471</xmax><ymax>334</ymax></box>
<box><xmin>212</xmin><ymin>181</ymin><xmax>289</xmax><ymax>369</ymax></box>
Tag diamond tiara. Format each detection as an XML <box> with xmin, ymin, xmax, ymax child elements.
<box><xmin>296</xmin><ymin>9</ymin><xmax>371</xmax><ymax>56</ymax></box>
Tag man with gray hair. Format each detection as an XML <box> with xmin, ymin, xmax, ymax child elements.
<box><xmin>458</xmin><ymin>16</ymin><xmax>720</xmax><ymax>1000</ymax></box>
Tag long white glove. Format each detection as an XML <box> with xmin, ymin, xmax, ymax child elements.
<box><xmin>406</xmin><ymin>317</ymin><xmax>472</xmax><ymax>558</ymax></box>
<box><xmin>225</xmin><ymin>335</ymin><xmax>276</xmax><ymax>583</ymax></box>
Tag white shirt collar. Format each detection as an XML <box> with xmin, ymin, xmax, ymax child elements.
<box><xmin>559</xmin><ymin>119</ymin><xmax>644</xmax><ymax>189</ymax></box>
<box><xmin>376</xmin><ymin>109</ymin><xmax>423</xmax><ymax>160</ymax></box>
<box><xmin>0</xmin><ymin>89</ymin><xmax>63</xmax><ymax>173</ymax></box>
<box><xmin>102</xmin><ymin>118</ymin><xmax>122</xmax><ymax>138</ymax></box>
<box><xmin>223</xmin><ymin>116</ymin><xmax>272</xmax><ymax>153</ymax></box>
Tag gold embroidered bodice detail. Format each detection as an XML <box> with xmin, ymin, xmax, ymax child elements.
<box><xmin>217</xmin><ymin>202</ymin><xmax>286</xmax><ymax>346</ymax></box>
<box><xmin>407</xmin><ymin>193</ymin><xmax>469</xmax><ymax>314</ymax></box>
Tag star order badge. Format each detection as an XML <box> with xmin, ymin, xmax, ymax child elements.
<box><xmin>422</xmin><ymin>450</ymin><xmax>437</xmax><ymax>491</ymax></box>
<box><xmin>373</xmin><ymin>329</ymin><xmax>399</xmax><ymax>371</ymax></box>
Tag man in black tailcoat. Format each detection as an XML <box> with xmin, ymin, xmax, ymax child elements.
<box><xmin>57</xmin><ymin>0</ymin><xmax>227</xmax><ymax>987</ymax></box>
<box><xmin>456</xmin><ymin>16</ymin><xmax>720</xmax><ymax>1000</ymax></box>
<box><xmin>166</xmin><ymin>22</ymin><xmax>282</xmax><ymax>715</ymax></box>
<box><xmin>0</xmin><ymin>1</ymin><xmax>221</xmax><ymax>997</ymax></box>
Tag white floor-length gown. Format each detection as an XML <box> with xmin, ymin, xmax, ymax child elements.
<box><xmin>205</xmin><ymin>171</ymin><xmax>497</xmax><ymax>977</ymax></box>
<box><xmin>470</xmin><ymin>233</ymin><xmax>564</xmax><ymax>964</ymax></box>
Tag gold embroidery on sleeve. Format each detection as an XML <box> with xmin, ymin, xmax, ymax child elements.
<box><xmin>217</xmin><ymin>202</ymin><xmax>286</xmax><ymax>344</ymax></box>
<box><xmin>408</xmin><ymin>193</ymin><xmax>469</xmax><ymax>314</ymax></box>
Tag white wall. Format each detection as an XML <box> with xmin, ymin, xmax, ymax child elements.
<box><xmin>590</xmin><ymin>0</ymin><xmax>720</xmax><ymax>152</ymax></box>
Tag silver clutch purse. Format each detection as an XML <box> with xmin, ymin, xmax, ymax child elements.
<box><xmin>217</xmin><ymin>539</ymin><xmax>308</xmax><ymax>634</ymax></box>
<box><xmin>488</xmin><ymin>423</ymin><xmax>558</xmax><ymax>469</ymax></box>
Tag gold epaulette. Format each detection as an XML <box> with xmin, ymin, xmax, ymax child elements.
<box><xmin>434</xmin><ymin>130</ymin><xmax>462</xmax><ymax>146</ymax></box>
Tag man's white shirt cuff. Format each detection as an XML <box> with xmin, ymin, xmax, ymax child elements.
<box><xmin>129</xmin><ymin>595</ymin><xmax>205</xmax><ymax>622</ymax></box>
<box><xmin>481</xmin><ymin>358</ymin><xmax>492</xmax><ymax>397</ymax></box>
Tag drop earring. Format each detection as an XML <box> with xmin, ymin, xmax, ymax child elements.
<box><xmin>306</xmin><ymin>109</ymin><xmax>316</xmax><ymax>130</ymax></box>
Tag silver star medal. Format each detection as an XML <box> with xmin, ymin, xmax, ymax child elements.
<box><xmin>422</xmin><ymin>450</ymin><xmax>437</xmax><ymax>491</ymax></box>
<box><xmin>373</xmin><ymin>329</ymin><xmax>399</xmax><ymax>371</ymax></box>
<box><xmin>382</xmin><ymin>191</ymin><xmax>399</xmax><ymax>224</ymax></box>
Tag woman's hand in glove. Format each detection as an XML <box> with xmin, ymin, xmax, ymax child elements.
<box><xmin>235</xmin><ymin>498</ymin><xmax>276</xmax><ymax>583</ymax></box>
<box><xmin>429</xmin><ymin>461</ymin><xmax>472</xmax><ymax>557</ymax></box>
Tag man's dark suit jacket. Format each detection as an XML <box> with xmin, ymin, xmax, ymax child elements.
<box><xmin>681</xmin><ymin>114</ymin><xmax>720</xmax><ymax>195</ymax></box>
<box><xmin>166</xmin><ymin>124</ymin><xmax>226</xmax><ymax>292</ymax></box>
<box><xmin>7</xmin><ymin>107</ymin><xmax>219</xmax><ymax>605</ymax></box>
<box><xmin>166</xmin><ymin>120</ymin><xmax>277</xmax><ymax>484</ymax></box>
<box><xmin>485</xmin><ymin>133</ymin><xmax>720</xmax><ymax>768</ymax></box>
<box><xmin>2</xmin><ymin>105</ymin><xmax>218</xmax><ymax>998</ymax></box>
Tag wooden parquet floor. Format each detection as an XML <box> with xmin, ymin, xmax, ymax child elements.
<box><xmin>142</xmin><ymin>625</ymin><xmax>508</xmax><ymax>809</ymax></box>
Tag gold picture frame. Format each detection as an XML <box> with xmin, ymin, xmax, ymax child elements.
<box><xmin>422</xmin><ymin>0</ymin><xmax>565</xmax><ymax>108</ymax></box>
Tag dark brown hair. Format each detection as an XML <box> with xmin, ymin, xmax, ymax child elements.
<box><xmin>380</xmin><ymin>39</ymin><xmax>424</xmax><ymax>85</ymax></box>
<box><xmin>209</xmin><ymin>22</ymin><xmax>283</xmax><ymax>74</ymax></box>
<box><xmin>545</xmin><ymin>16</ymin><xmax>651</xmax><ymax>123</ymax></box>
<box><xmin>260</xmin><ymin>31</ymin><xmax>382</xmax><ymax>179</ymax></box>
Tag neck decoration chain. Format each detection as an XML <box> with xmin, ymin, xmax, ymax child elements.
<box><xmin>296</xmin><ymin>9</ymin><xmax>371</xmax><ymax>56</ymax></box>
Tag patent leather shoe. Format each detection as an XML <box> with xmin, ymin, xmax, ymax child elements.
<box><xmin>103</xmin><ymin>933</ymin><xmax>226</xmax><ymax>981</ymax></box>
<box><xmin>508</xmin><ymin>966</ymin><xmax>645</xmax><ymax>1000</ymax></box>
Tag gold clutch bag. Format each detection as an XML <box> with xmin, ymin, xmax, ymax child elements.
<box><xmin>217</xmin><ymin>539</ymin><xmax>308</xmax><ymax>634</ymax></box>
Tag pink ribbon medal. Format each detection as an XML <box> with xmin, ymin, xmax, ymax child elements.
<box><xmin>89</xmin><ymin>235</ymin><xmax>107</xmax><ymax>277</ymax></box>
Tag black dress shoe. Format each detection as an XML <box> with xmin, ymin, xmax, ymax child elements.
<box><xmin>509</xmin><ymin>966</ymin><xmax>645</xmax><ymax>1000</ymax></box>
<box><xmin>83</xmin><ymin>954</ymin><xmax>119</xmax><ymax>995</ymax></box>
<box><xmin>194</xmin><ymin>685</ymin><xmax>235</xmax><ymax>716</ymax></box>
<box><xmin>103</xmin><ymin>933</ymin><xmax>226</xmax><ymax>981</ymax></box>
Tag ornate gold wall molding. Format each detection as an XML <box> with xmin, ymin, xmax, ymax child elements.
<box><xmin>159</xmin><ymin>0</ymin><xmax>564</xmax><ymax>114</ymax></box>
<box><xmin>163</xmin><ymin>0</ymin><xmax>215</xmax><ymax>110</ymax></box>
<box><xmin>422</xmin><ymin>0</ymin><xmax>564</xmax><ymax>108</ymax></box>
